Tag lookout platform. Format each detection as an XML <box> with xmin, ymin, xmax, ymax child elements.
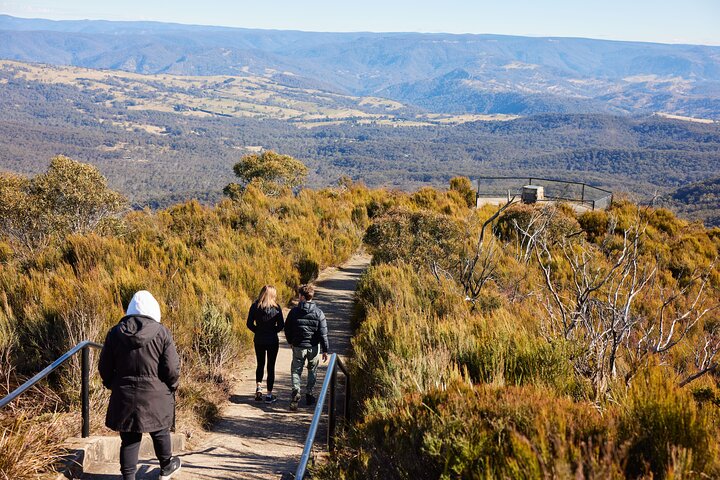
<box><xmin>475</xmin><ymin>176</ymin><xmax>613</xmax><ymax>211</ymax></box>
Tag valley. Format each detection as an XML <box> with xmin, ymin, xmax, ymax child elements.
<box><xmin>1</xmin><ymin>59</ymin><xmax>719</xmax><ymax>224</ymax></box>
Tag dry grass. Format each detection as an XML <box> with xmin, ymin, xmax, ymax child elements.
<box><xmin>0</xmin><ymin>403</ymin><xmax>73</xmax><ymax>479</ymax></box>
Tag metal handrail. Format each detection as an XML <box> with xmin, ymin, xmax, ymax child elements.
<box><xmin>475</xmin><ymin>176</ymin><xmax>614</xmax><ymax>211</ymax></box>
<box><xmin>295</xmin><ymin>353</ymin><xmax>351</xmax><ymax>479</ymax></box>
<box><xmin>475</xmin><ymin>176</ymin><xmax>613</xmax><ymax>195</ymax></box>
<box><xmin>0</xmin><ymin>340</ymin><xmax>103</xmax><ymax>438</ymax></box>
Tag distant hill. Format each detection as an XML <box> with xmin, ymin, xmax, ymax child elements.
<box><xmin>666</xmin><ymin>177</ymin><xmax>720</xmax><ymax>227</ymax></box>
<box><xmin>0</xmin><ymin>60</ymin><xmax>508</xmax><ymax>127</ymax></box>
<box><xmin>1</xmin><ymin>59</ymin><xmax>719</xmax><ymax>214</ymax></box>
<box><xmin>1</xmin><ymin>15</ymin><xmax>720</xmax><ymax>118</ymax></box>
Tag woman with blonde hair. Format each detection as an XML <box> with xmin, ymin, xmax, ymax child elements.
<box><xmin>246</xmin><ymin>285</ymin><xmax>284</xmax><ymax>403</ymax></box>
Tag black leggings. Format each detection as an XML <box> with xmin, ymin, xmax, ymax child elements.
<box><xmin>255</xmin><ymin>341</ymin><xmax>279</xmax><ymax>391</ymax></box>
<box><xmin>119</xmin><ymin>428</ymin><xmax>172</xmax><ymax>480</ymax></box>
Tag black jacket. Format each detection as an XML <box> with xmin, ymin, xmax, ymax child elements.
<box><xmin>98</xmin><ymin>315</ymin><xmax>180</xmax><ymax>433</ymax></box>
<box><xmin>284</xmin><ymin>301</ymin><xmax>329</xmax><ymax>353</ymax></box>
<box><xmin>246</xmin><ymin>302</ymin><xmax>284</xmax><ymax>345</ymax></box>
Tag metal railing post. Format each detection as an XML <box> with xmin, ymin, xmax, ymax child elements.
<box><xmin>81</xmin><ymin>345</ymin><xmax>90</xmax><ymax>438</ymax></box>
<box><xmin>296</xmin><ymin>354</ymin><xmax>337</xmax><ymax>479</ymax></box>
<box><xmin>344</xmin><ymin>372</ymin><xmax>351</xmax><ymax>421</ymax></box>
<box><xmin>0</xmin><ymin>341</ymin><xmax>103</xmax><ymax>437</ymax></box>
<box><xmin>328</xmin><ymin>361</ymin><xmax>337</xmax><ymax>452</ymax></box>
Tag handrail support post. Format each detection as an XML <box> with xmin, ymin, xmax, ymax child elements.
<box><xmin>81</xmin><ymin>345</ymin><xmax>90</xmax><ymax>438</ymax></box>
<box><xmin>345</xmin><ymin>377</ymin><xmax>352</xmax><ymax>422</ymax></box>
<box><xmin>328</xmin><ymin>360</ymin><xmax>337</xmax><ymax>452</ymax></box>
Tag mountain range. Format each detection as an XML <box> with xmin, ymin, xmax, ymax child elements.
<box><xmin>1</xmin><ymin>14</ymin><xmax>720</xmax><ymax>118</ymax></box>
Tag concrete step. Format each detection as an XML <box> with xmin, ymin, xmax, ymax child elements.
<box><xmin>56</xmin><ymin>434</ymin><xmax>185</xmax><ymax>479</ymax></box>
<box><xmin>79</xmin><ymin>460</ymin><xmax>160</xmax><ymax>479</ymax></box>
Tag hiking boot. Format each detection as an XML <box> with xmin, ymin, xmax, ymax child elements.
<box><xmin>290</xmin><ymin>388</ymin><xmax>300</xmax><ymax>411</ymax></box>
<box><xmin>306</xmin><ymin>394</ymin><xmax>316</xmax><ymax>406</ymax></box>
<box><xmin>255</xmin><ymin>387</ymin><xmax>263</xmax><ymax>401</ymax></box>
<box><xmin>160</xmin><ymin>456</ymin><xmax>182</xmax><ymax>480</ymax></box>
<box><xmin>264</xmin><ymin>393</ymin><xmax>277</xmax><ymax>404</ymax></box>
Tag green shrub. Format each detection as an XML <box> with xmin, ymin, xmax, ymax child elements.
<box><xmin>321</xmin><ymin>381</ymin><xmax>621</xmax><ymax>480</ymax></box>
<box><xmin>449</xmin><ymin>176</ymin><xmax>476</xmax><ymax>208</ymax></box>
<box><xmin>296</xmin><ymin>256</ymin><xmax>320</xmax><ymax>284</ymax></box>
<box><xmin>364</xmin><ymin>209</ymin><xmax>464</xmax><ymax>271</ymax></box>
<box><xmin>618</xmin><ymin>367</ymin><xmax>719</xmax><ymax>478</ymax></box>
<box><xmin>192</xmin><ymin>302</ymin><xmax>236</xmax><ymax>379</ymax></box>
<box><xmin>578</xmin><ymin>210</ymin><xmax>609</xmax><ymax>242</ymax></box>
<box><xmin>457</xmin><ymin>313</ymin><xmax>586</xmax><ymax>398</ymax></box>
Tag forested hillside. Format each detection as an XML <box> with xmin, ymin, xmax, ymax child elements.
<box><xmin>1</xmin><ymin>60</ymin><xmax>719</xmax><ymax>221</ymax></box>
<box><xmin>2</xmin><ymin>14</ymin><xmax>720</xmax><ymax>118</ymax></box>
<box><xmin>666</xmin><ymin>176</ymin><xmax>720</xmax><ymax>227</ymax></box>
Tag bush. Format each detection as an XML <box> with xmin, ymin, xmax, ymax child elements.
<box><xmin>321</xmin><ymin>381</ymin><xmax>621</xmax><ymax>480</ymax></box>
<box><xmin>578</xmin><ymin>210</ymin><xmax>609</xmax><ymax>242</ymax></box>
<box><xmin>364</xmin><ymin>209</ymin><xmax>464</xmax><ymax>271</ymax></box>
<box><xmin>449</xmin><ymin>176</ymin><xmax>476</xmax><ymax>208</ymax></box>
<box><xmin>296</xmin><ymin>256</ymin><xmax>320</xmax><ymax>284</ymax></box>
<box><xmin>618</xmin><ymin>367</ymin><xmax>720</xmax><ymax>478</ymax></box>
<box><xmin>458</xmin><ymin>311</ymin><xmax>586</xmax><ymax>398</ymax></box>
<box><xmin>193</xmin><ymin>302</ymin><xmax>236</xmax><ymax>380</ymax></box>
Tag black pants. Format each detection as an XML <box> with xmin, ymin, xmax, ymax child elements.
<box><xmin>255</xmin><ymin>341</ymin><xmax>279</xmax><ymax>391</ymax></box>
<box><xmin>119</xmin><ymin>428</ymin><xmax>172</xmax><ymax>480</ymax></box>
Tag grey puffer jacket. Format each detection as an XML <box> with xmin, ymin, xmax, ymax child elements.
<box><xmin>98</xmin><ymin>315</ymin><xmax>180</xmax><ymax>433</ymax></box>
<box><xmin>284</xmin><ymin>301</ymin><xmax>329</xmax><ymax>353</ymax></box>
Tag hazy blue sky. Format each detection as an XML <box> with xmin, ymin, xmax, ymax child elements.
<box><xmin>1</xmin><ymin>0</ymin><xmax>719</xmax><ymax>45</ymax></box>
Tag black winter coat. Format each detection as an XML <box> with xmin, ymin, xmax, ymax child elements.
<box><xmin>99</xmin><ymin>315</ymin><xmax>180</xmax><ymax>433</ymax></box>
<box><xmin>284</xmin><ymin>301</ymin><xmax>329</xmax><ymax>353</ymax></box>
<box><xmin>246</xmin><ymin>302</ymin><xmax>284</xmax><ymax>345</ymax></box>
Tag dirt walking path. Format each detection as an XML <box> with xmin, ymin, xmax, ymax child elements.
<box><xmin>81</xmin><ymin>253</ymin><xmax>370</xmax><ymax>480</ymax></box>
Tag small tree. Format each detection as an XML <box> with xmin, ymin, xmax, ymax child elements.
<box><xmin>33</xmin><ymin>155</ymin><xmax>127</xmax><ymax>234</ymax></box>
<box><xmin>449</xmin><ymin>176</ymin><xmax>476</xmax><ymax>208</ymax></box>
<box><xmin>225</xmin><ymin>150</ymin><xmax>308</xmax><ymax>197</ymax></box>
<box><xmin>533</xmin><ymin>207</ymin><xmax>719</xmax><ymax>398</ymax></box>
<box><xmin>193</xmin><ymin>302</ymin><xmax>236</xmax><ymax>380</ymax></box>
<box><xmin>364</xmin><ymin>208</ymin><xmax>464</xmax><ymax>278</ymax></box>
<box><xmin>0</xmin><ymin>156</ymin><xmax>127</xmax><ymax>254</ymax></box>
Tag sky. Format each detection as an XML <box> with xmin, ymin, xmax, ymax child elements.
<box><xmin>1</xmin><ymin>0</ymin><xmax>719</xmax><ymax>46</ymax></box>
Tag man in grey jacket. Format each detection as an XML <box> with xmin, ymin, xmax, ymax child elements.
<box><xmin>284</xmin><ymin>284</ymin><xmax>329</xmax><ymax>410</ymax></box>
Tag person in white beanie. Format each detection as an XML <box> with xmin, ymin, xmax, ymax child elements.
<box><xmin>99</xmin><ymin>290</ymin><xmax>182</xmax><ymax>480</ymax></box>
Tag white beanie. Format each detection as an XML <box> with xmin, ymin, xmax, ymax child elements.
<box><xmin>126</xmin><ymin>290</ymin><xmax>161</xmax><ymax>323</ymax></box>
